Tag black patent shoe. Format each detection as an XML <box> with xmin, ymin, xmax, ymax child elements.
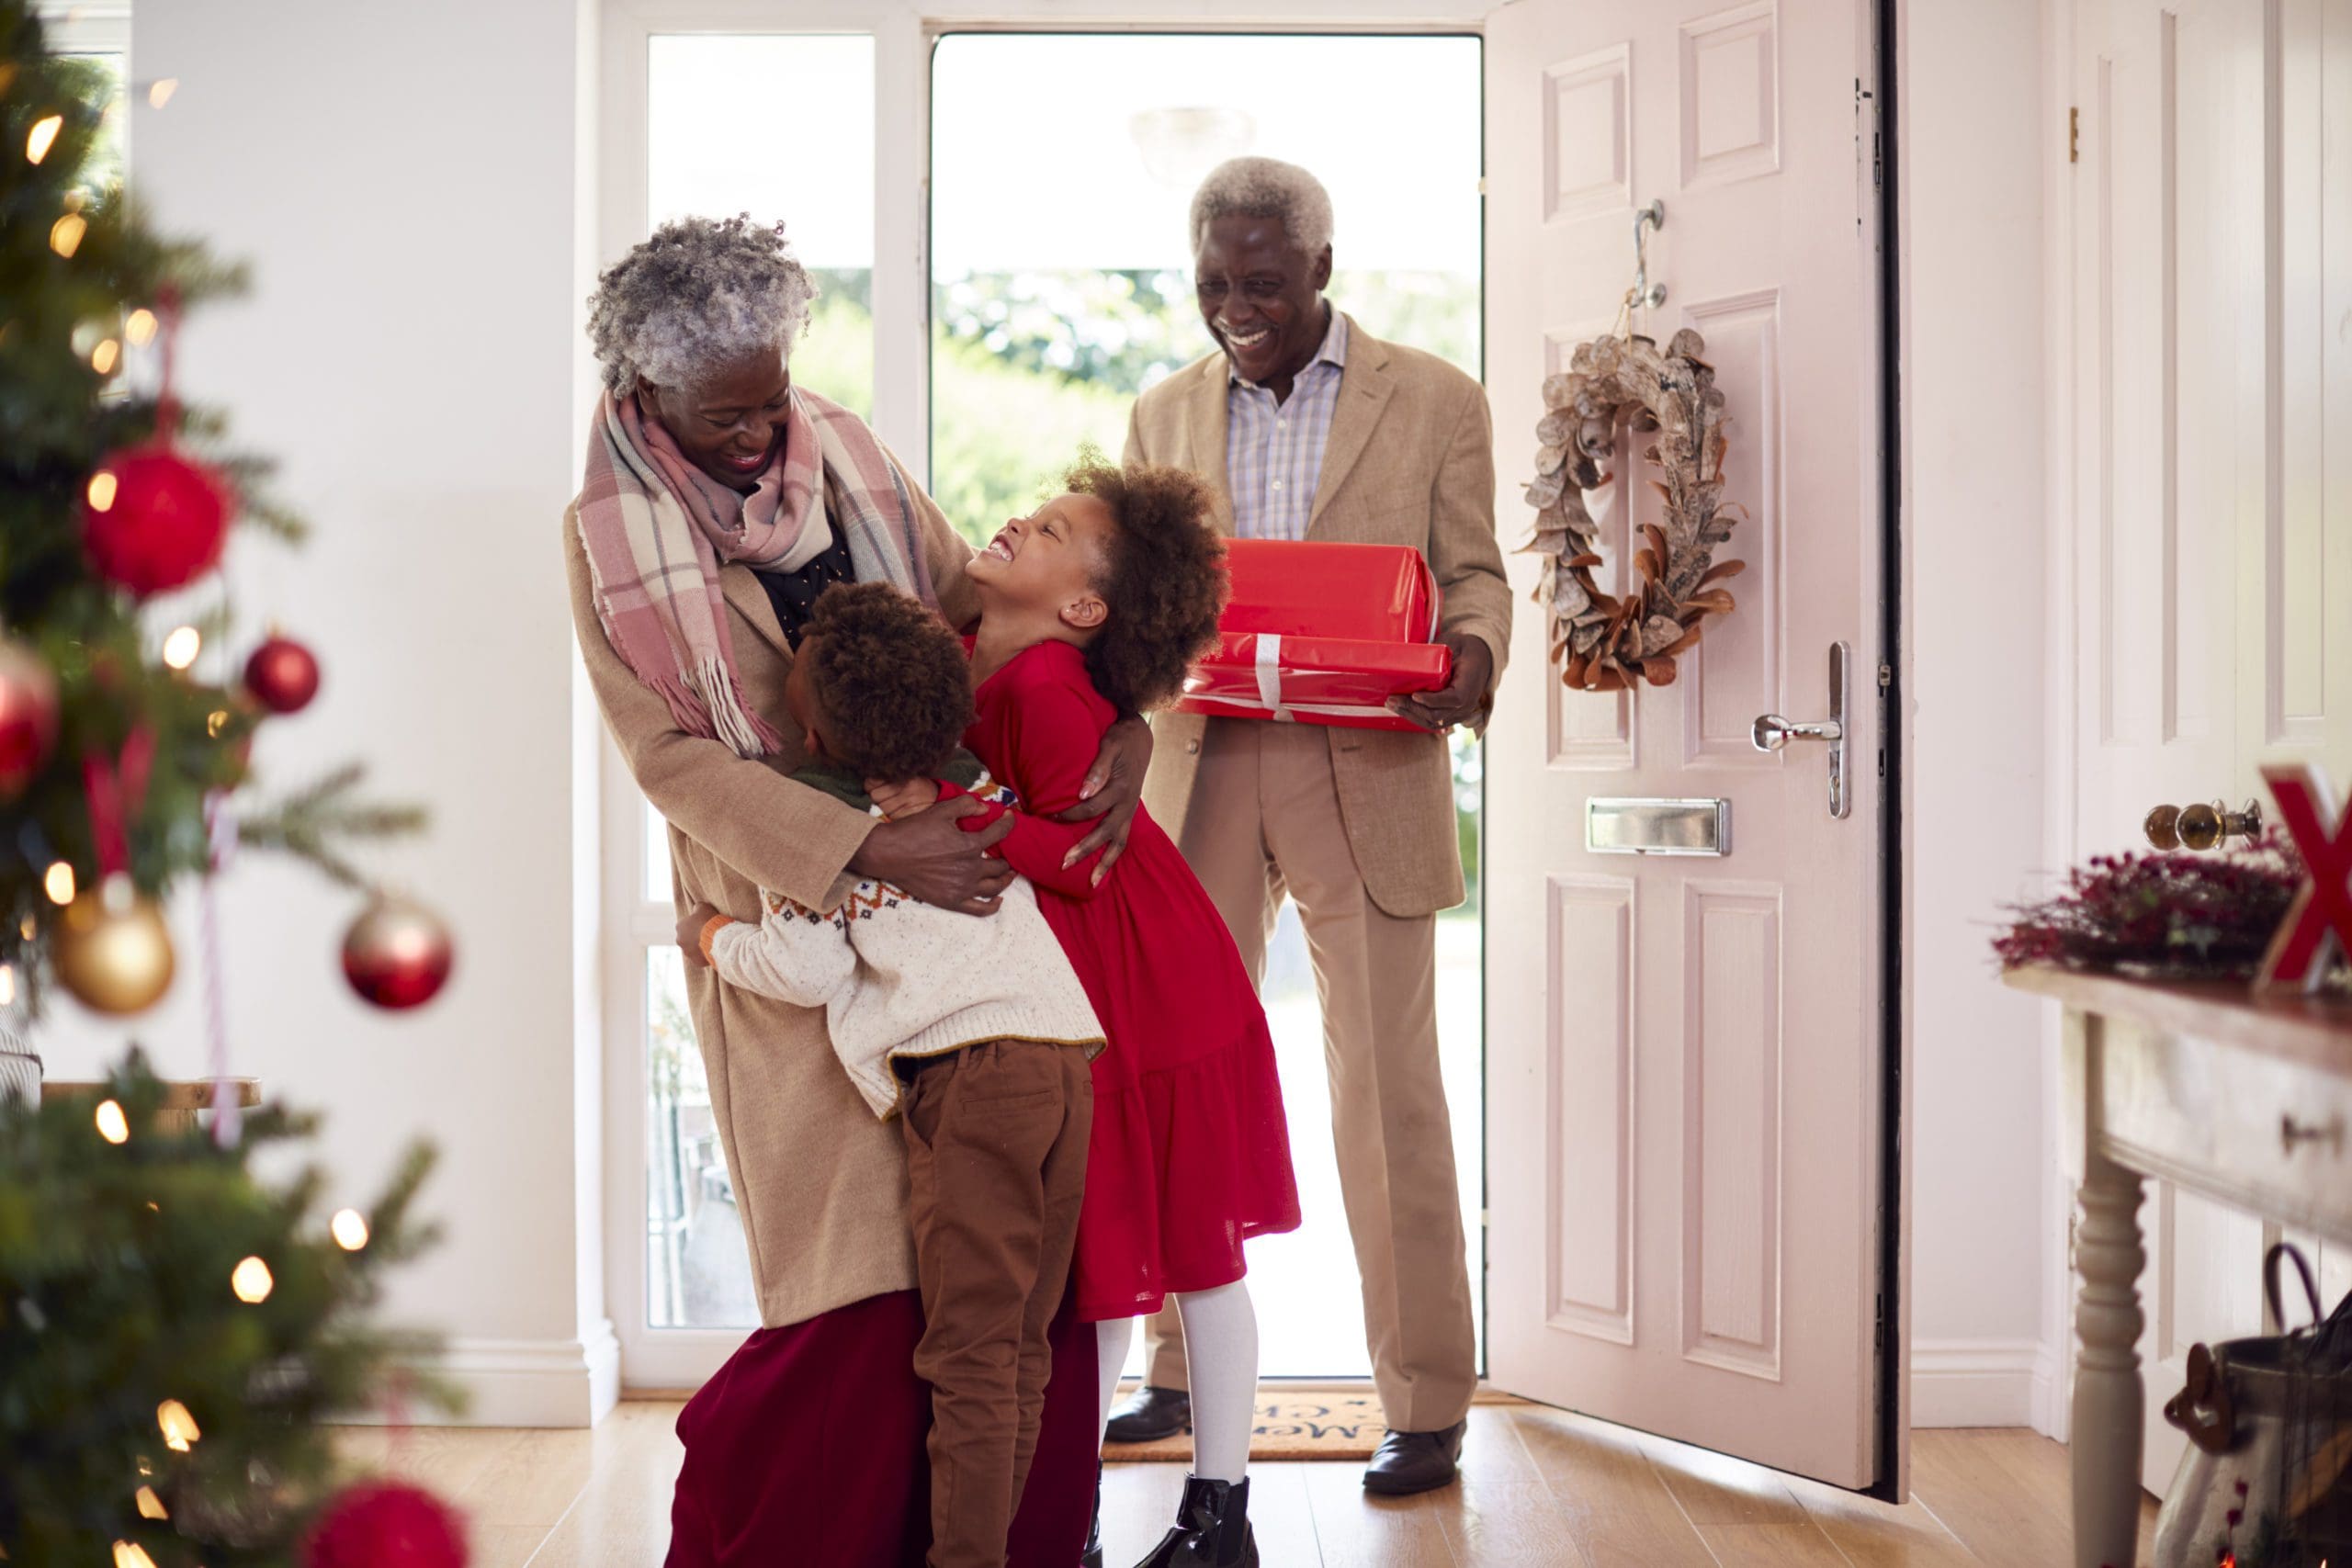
<box><xmin>1362</xmin><ymin>1418</ymin><xmax>1466</xmax><ymax>1495</ymax></box>
<box><xmin>1104</xmin><ymin>1383</ymin><xmax>1192</xmax><ymax>1443</ymax></box>
<box><xmin>1128</xmin><ymin>1474</ymin><xmax>1255</xmax><ymax>1568</ymax></box>
<box><xmin>1081</xmin><ymin>1460</ymin><xmax>1104</xmax><ymax>1568</ymax></box>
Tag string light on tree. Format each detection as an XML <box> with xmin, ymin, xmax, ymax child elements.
<box><xmin>113</xmin><ymin>1541</ymin><xmax>157</xmax><ymax>1568</ymax></box>
<box><xmin>94</xmin><ymin>1097</ymin><xmax>128</xmax><ymax>1144</ymax></box>
<box><xmin>134</xmin><ymin>1485</ymin><xmax>167</xmax><ymax>1520</ymax></box>
<box><xmin>331</xmin><ymin>1208</ymin><xmax>370</xmax><ymax>1250</ymax></box>
<box><xmin>231</xmin><ymin>1255</ymin><xmax>274</xmax><ymax>1303</ymax></box>
<box><xmin>146</xmin><ymin>76</ymin><xmax>175</xmax><ymax>107</ymax></box>
<box><xmin>155</xmin><ymin>1398</ymin><xmax>199</xmax><ymax>1452</ymax></box>
<box><xmin>49</xmin><ymin>209</ymin><xmax>83</xmax><ymax>256</ymax></box>
<box><xmin>161</xmin><ymin>625</ymin><xmax>201</xmax><ymax>671</ymax></box>
<box><xmin>124</xmin><ymin>306</ymin><xmax>156</xmax><ymax>344</ymax></box>
<box><xmin>25</xmin><ymin>111</ymin><xmax>61</xmax><ymax>163</ymax></box>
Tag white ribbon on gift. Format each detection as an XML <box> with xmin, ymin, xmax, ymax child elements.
<box><xmin>1255</xmin><ymin>633</ymin><xmax>1295</xmax><ymax>722</ymax></box>
<box><xmin>1178</xmin><ymin>632</ymin><xmax>1406</xmax><ymax>724</ymax></box>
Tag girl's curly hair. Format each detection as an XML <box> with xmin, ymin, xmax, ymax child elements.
<box><xmin>800</xmin><ymin>582</ymin><xmax>974</xmax><ymax>784</ymax></box>
<box><xmin>1068</xmin><ymin>457</ymin><xmax>1228</xmax><ymax>714</ymax></box>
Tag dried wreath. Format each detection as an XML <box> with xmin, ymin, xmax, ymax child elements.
<box><xmin>1522</xmin><ymin>327</ymin><xmax>1745</xmax><ymax>691</ymax></box>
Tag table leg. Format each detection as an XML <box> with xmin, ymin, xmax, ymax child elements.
<box><xmin>2072</xmin><ymin>1150</ymin><xmax>2147</xmax><ymax>1568</ymax></box>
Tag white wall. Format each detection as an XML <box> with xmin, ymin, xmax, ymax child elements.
<box><xmin>38</xmin><ymin>0</ymin><xmax>615</xmax><ymax>1426</ymax></box>
<box><xmin>1899</xmin><ymin>0</ymin><xmax>2066</xmax><ymax>1429</ymax></box>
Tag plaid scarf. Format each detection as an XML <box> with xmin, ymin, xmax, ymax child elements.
<box><xmin>576</xmin><ymin>386</ymin><xmax>937</xmax><ymax>757</ymax></box>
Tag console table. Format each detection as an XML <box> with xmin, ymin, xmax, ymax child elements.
<box><xmin>2004</xmin><ymin>965</ymin><xmax>2352</xmax><ymax>1568</ymax></box>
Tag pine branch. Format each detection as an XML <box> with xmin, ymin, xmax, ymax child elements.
<box><xmin>237</xmin><ymin>764</ymin><xmax>428</xmax><ymax>889</ymax></box>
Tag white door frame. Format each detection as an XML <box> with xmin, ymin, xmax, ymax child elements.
<box><xmin>595</xmin><ymin>0</ymin><xmax>1494</xmax><ymax>1393</ymax></box>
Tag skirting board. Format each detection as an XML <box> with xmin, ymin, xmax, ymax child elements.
<box><xmin>1910</xmin><ymin>1337</ymin><xmax>2064</xmax><ymax>1431</ymax></box>
<box><xmin>347</xmin><ymin>1320</ymin><xmax>623</xmax><ymax>1428</ymax></box>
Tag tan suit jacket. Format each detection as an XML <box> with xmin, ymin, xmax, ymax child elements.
<box><xmin>1125</xmin><ymin>314</ymin><xmax>1511</xmax><ymax>918</ymax></box>
<box><xmin>563</xmin><ymin>451</ymin><xmax>978</xmax><ymax>1330</ymax></box>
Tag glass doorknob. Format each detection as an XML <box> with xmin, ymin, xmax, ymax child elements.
<box><xmin>2143</xmin><ymin>798</ymin><xmax>2263</xmax><ymax>852</ymax></box>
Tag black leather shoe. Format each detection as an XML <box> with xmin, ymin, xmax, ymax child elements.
<box><xmin>1104</xmin><ymin>1384</ymin><xmax>1192</xmax><ymax>1443</ymax></box>
<box><xmin>1082</xmin><ymin>1460</ymin><xmax>1104</xmax><ymax>1568</ymax></box>
<box><xmin>1128</xmin><ymin>1474</ymin><xmax>1256</xmax><ymax>1568</ymax></box>
<box><xmin>1362</xmin><ymin>1419</ymin><xmax>1466</xmax><ymax>1495</ymax></box>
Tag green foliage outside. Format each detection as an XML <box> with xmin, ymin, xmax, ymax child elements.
<box><xmin>0</xmin><ymin>1054</ymin><xmax>451</xmax><ymax>1565</ymax></box>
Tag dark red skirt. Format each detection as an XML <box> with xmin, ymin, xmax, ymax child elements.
<box><xmin>664</xmin><ymin>1287</ymin><xmax>1098</xmax><ymax>1568</ymax></box>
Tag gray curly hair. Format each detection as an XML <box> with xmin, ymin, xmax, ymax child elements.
<box><xmin>1189</xmin><ymin>156</ymin><xmax>1334</xmax><ymax>257</ymax></box>
<box><xmin>587</xmin><ymin>214</ymin><xmax>815</xmax><ymax>397</ymax></box>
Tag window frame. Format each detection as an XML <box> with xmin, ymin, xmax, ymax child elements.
<box><xmin>597</xmin><ymin>0</ymin><xmax>1488</xmax><ymax>1392</ymax></box>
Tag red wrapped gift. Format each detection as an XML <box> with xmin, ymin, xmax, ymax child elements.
<box><xmin>1175</xmin><ymin>540</ymin><xmax>1452</xmax><ymax>732</ymax></box>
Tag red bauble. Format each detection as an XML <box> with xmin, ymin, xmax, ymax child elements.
<box><xmin>342</xmin><ymin>893</ymin><xmax>454</xmax><ymax>1010</ymax></box>
<box><xmin>244</xmin><ymin>635</ymin><xmax>322</xmax><ymax>715</ymax></box>
<box><xmin>304</xmin><ymin>1481</ymin><xmax>467</xmax><ymax>1568</ymax></box>
<box><xmin>0</xmin><ymin>637</ymin><xmax>59</xmax><ymax>797</ymax></box>
<box><xmin>81</xmin><ymin>444</ymin><xmax>232</xmax><ymax>597</ymax></box>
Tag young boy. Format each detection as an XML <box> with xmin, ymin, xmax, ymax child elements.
<box><xmin>677</xmin><ymin>581</ymin><xmax>1101</xmax><ymax>1568</ymax></box>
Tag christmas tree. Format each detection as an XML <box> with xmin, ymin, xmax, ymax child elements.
<box><xmin>0</xmin><ymin>1054</ymin><xmax>460</xmax><ymax>1567</ymax></box>
<box><xmin>0</xmin><ymin>0</ymin><xmax>442</xmax><ymax>1027</ymax></box>
<box><xmin>3</xmin><ymin>4</ymin><xmax>464</xmax><ymax>1562</ymax></box>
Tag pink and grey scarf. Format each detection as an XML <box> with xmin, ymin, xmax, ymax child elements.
<box><xmin>576</xmin><ymin>385</ymin><xmax>936</xmax><ymax>756</ymax></box>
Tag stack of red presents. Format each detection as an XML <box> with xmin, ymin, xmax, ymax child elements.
<box><xmin>1174</xmin><ymin>539</ymin><xmax>1451</xmax><ymax>734</ymax></box>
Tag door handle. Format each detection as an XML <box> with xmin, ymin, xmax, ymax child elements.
<box><xmin>2143</xmin><ymin>798</ymin><xmax>2263</xmax><ymax>852</ymax></box>
<box><xmin>1751</xmin><ymin>642</ymin><xmax>1851</xmax><ymax>819</ymax></box>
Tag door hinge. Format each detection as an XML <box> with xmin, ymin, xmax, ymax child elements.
<box><xmin>2068</xmin><ymin>106</ymin><xmax>2080</xmax><ymax>164</ymax></box>
<box><xmin>1856</xmin><ymin>80</ymin><xmax>1882</xmax><ymax>193</ymax></box>
<box><xmin>1877</xmin><ymin>660</ymin><xmax>1892</xmax><ymax>694</ymax></box>
<box><xmin>1477</xmin><ymin>1209</ymin><xmax>1490</xmax><ymax>1229</ymax></box>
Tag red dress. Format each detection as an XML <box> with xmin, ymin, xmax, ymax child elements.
<box><xmin>964</xmin><ymin>638</ymin><xmax>1300</xmax><ymax>1323</ymax></box>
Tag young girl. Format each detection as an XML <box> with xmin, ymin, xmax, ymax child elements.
<box><xmin>957</xmin><ymin>458</ymin><xmax>1299</xmax><ymax>1568</ymax></box>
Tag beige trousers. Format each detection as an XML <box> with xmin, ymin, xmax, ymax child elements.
<box><xmin>1146</xmin><ymin>718</ymin><xmax>1477</xmax><ymax>1434</ymax></box>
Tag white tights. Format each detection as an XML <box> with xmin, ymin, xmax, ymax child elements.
<box><xmin>1095</xmin><ymin>1280</ymin><xmax>1259</xmax><ymax>1484</ymax></box>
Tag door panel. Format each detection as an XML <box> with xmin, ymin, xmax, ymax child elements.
<box><xmin>2071</xmin><ymin>0</ymin><xmax>2352</xmax><ymax>1497</ymax></box>
<box><xmin>1485</xmin><ymin>0</ymin><xmax>1887</xmax><ymax>1489</ymax></box>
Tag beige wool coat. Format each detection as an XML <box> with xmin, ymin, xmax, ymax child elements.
<box><xmin>1125</xmin><ymin>315</ymin><xmax>1512</xmax><ymax>918</ymax></box>
<box><xmin>564</xmin><ymin>457</ymin><xmax>980</xmax><ymax>1331</ymax></box>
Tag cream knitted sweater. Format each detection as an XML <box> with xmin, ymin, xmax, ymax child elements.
<box><xmin>704</xmin><ymin>782</ymin><xmax>1103</xmax><ymax>1119</ymax></box>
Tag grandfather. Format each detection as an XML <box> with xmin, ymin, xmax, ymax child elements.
<box><xmin>1114</xmin><ymin>157</ymin><xmax>1510</xmax><ymax>1496</ymax></box>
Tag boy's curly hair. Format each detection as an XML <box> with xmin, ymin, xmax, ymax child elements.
<box><xmin>799</xmin><ymin>582</ymin><xmax>974</xmax><ymax>784</ymax></box>
<box><xmin>1068</xmin><ymin>457</ymin><xmax>1228</xmax><ymax>714</ymax></box>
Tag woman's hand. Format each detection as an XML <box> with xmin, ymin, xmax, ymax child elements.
<box><xmin>851</xmin><ymin>796</ymin><xmax>1017</xmax><ymax>915</ymax></box>
<box><xmin>677</xmin><ymin>902</ymin><xmax>720</xmax><ymax>965</ymax></box>
<box><xmin>1387</xmin><ymin>631</ymin><xmax>1495</xmax><ymax>734</ymax></box>
<box><xmin>1050</xmin><ymin>715</ymin><xmax>1153</xmax><ymax>886</ymax></box>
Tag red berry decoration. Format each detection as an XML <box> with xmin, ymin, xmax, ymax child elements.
<box><xmin>343</xmin><ymin>892</ymin><xmax>455</xmax><ymax>1010</ymax></box>
<box><xmin>244</xmin><ymin>634</ymin><xmax>322</xmax><ymax>715</ymax></box>
<box><xmin>81</xmin><ymin>444</ymin><xmax>232</xmax><ymax>597</ymax></box>
<box><xmin>304</xmin><ymin>1481</ymin><xmax>468</xmax><ymax>1568</ymax></box>
<box><xmin>0</xmin><ymin>637</ymin><xmax>58</xmax><ymax>797</ymax></box>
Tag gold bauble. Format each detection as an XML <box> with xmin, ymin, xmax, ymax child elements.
<box><xmin>54</xmin><ymin>882</ymin><xmax>175</xmax><ymax>1015</ymax></box>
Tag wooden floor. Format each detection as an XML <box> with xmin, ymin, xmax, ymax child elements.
<box><xmin>335</xmin><ymin>1401</ymin><xmax>2159</xmax><ymax>1567</ymax></box>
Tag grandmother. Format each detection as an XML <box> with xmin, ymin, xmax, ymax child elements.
<box><xmin>564</xmin><ymin>215</ymin><xmax>1141</xmax><ymax>1568</ymax></box>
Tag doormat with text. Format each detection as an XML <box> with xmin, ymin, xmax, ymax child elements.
<box><xmin>1103</xmin><ymin>1390</ymin><xmax>1392</xmax><ymax>1462</ymax></box>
